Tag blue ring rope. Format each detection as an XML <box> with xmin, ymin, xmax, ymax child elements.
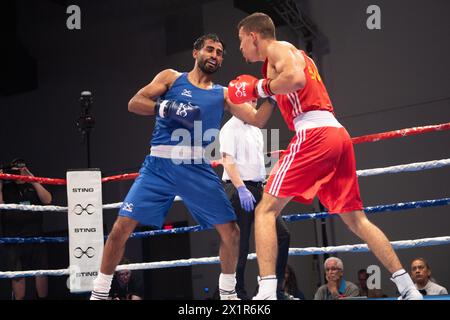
<box><xmin>1</xmin><ymin>197</ymin><xmax>449</xmax><ymax>244</ymax></box>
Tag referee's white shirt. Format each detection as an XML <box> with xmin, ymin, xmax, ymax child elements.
<box><xmin>219</xmin><ymin>116</ymin><xmax>266</xmax><ymax>182</ymax></box>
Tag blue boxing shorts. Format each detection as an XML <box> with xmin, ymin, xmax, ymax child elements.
<box><xmin>119</xmin><ymin>155</ymin><xmax>236</xmax><ymax>228</ymax></box>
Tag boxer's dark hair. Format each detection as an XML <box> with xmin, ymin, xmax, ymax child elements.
<box><xmin>193</xmin><ymin>34</ymin><xmax>226</xmax><ymax>54</ymax></box>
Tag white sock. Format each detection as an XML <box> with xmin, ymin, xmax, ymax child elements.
<box><xmin>257</xmin><ymin>275</ymin><xmax>277</xmax><ymax>298</ymax></box>
<box><xmin>391</xmin><ymin>269</ymin><xmax>414</xmax><ymax>294</ymax></box>
<box><xmin>219</xmin><ymin>273</ymin><xmax>236</xmax><ymax>293</ymax></box>
<box><xmin>90</xmin><ymin>272</ymin><xmax>113</xmax><ymax>300</ymax></box>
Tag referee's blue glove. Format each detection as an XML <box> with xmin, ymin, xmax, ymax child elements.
<box><xmin>237</xmin><ymin>186</ymin><xmax>256</xmax><ymax>212</ymax></box>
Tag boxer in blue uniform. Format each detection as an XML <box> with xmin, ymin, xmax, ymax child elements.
<box><xmin>90</xmin><ymin>34</ymin><xmax>276</xmax><ymax>300</ymax></box>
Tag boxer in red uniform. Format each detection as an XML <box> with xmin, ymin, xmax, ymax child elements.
<box><xmin>228</xmin><ymin>12</ymin><xmax>422</xmax><ymax>300</ymax></box>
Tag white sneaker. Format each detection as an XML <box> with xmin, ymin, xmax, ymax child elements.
<box><xmin>398</xmin><ymin>287</ymin><xmax>423</xmax><ymax>300</ymax></box>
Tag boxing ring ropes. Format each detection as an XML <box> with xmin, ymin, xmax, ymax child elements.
<box><xmin>1</xmin><ymin>122</ymin><xmax>450</xmax><ymax>299</ymax></box>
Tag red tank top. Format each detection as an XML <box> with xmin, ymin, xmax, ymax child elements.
<box><xmin>263</xmin><ymin>50</ymin><xmax>334</xmax><ymax>131</ymax></box>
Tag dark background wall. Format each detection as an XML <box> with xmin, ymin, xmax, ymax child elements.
<box><xmin>0</xmin><ymin>0</ymin><xmax>449</xmax><ymax>299</ymax></box>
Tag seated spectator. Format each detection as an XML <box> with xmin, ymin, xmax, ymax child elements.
<box><xmin>314</xmin><ymin>257</ymin><xmax>359</xmax><ymax>300</ymax></box>
<box><xmin>357</xmin><ymin>268</ymin><xmax>385</xmax><ymax>298</ymax></box>
<box><xmin>281</xmin><ymin>264</ymin><xmax>305</xmax><ymax>300</ymax></box>
<box><xmin>410</xmin><ymin>258</ymin><xmax>448</xmax><ymax>296</ymax></box>
<box><xmin>109</xmin><ymin>257</ymin><xmax>144</xmax><ymax>300</ymax></box>
<box><xmin>357</xmin><ymin>269</ymin><xmax>369</xmax><ymax>297</ymax></box>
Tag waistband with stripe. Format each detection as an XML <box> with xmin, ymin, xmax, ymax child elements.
<box><xmin>150</xmin><ymin>145</ymin><xmax>205</xmax><ymax>160</ymax></box>
<box><xmin>293</xmin><ymin>110</ymin><xmax>343</xmax><ymax>131</ymax></box>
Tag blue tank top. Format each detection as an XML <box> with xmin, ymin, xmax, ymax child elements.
<box><xmin>150</xmin><ymin>73</ymin><xmax>224</xmax><ymax>147</ymax></box>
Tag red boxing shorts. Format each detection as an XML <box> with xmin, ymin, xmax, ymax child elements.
<box><xmin>265</xmin><ymin>126</ymin><xmax>363</xmax><ymax>214</ymax></box>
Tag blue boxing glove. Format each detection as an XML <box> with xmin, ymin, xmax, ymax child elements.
<box><xmin>156</xmin><ymin>99</ymin><xmax>200</xmax><ymax>129</ymax></box>
<box><xmin>237</xmin><ymin>186</ymin><xmax>256</xmax><ymax>212</ymax></box>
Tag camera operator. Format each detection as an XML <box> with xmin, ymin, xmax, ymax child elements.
<box><xmin>0</xmin><ymin>158</ymin><xmax>52</xmax><ymax>300</ymax></box>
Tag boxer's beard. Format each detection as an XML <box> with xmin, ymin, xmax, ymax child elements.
<box><xmin>198</xmin><ymin>57</ymin><xmax>219</xmax><ymax>74</ymax></box>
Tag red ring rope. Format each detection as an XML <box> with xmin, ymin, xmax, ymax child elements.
<box><xmin>1</xmin><ymin>122</ymin><xmax>448</xmax><ymax>184</ymax></box>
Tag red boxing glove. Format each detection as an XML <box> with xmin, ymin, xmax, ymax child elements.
<box><xmin>228</xmin><ymin>74</ymin><xmax>258</xmax><ymax>104</ymax></box>
<box><xmin>228</xmin><ymin>75</ymin><xmax>274</xmax><ymax>104</ymax></box>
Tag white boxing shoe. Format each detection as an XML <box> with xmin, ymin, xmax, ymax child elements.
<box><xmin>220</xmin><ymin>289</ymin><xmax>240</xmax><ymax>300</ymax></box>
<box><xmin>398</xmin><ymin>287</ymin><xmax>423</xmax><ymax>300</ymax></box>
<box><xmin>252</xmin><ymin>275</ymin><xmax>278</xmax><ymax>300</ymax></box>
<box><xmin>252</xmin><ymin>292</ymin><xmax>277</xmax><ymax>300</ymax></box>
<box><xmin>391</xmin><ymin>269</ymin><xmax>423</xmax><ymax>300</ymax></box>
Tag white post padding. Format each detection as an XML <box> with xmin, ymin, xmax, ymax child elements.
<box><xmin>66</xmin><ymin>170</ymin><xmax>104</xmax><ymax>292</ymax></box>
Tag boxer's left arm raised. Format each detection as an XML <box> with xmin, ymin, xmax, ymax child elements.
<box><xmin>128</xmin><ymin>69</ymin><xmax>181</xmax><ymax>115</ymax></box>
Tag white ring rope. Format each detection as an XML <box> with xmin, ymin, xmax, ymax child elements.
<box><xmin>0</xmin><ymin>204</ymin><xmax>67</xmax><ymax>212</ymax></box>
<box><xmin>1</xmin><ymin>236</ymin><xmax>449</xmax><ymax>279</ymax></box>
<box><xmin>1</xmin><ymin>158</ymin><xmax>449</xmax><ymax>213</ymax></box>
<box><xmin>0</xmin><ymin>197</ymin><xmax>184</xmax><ymax>212</ymax></box>
<box><xmin>356</xmin><ymin>158</ymin><xmax>450</xmax><ymax>177</ymax></box>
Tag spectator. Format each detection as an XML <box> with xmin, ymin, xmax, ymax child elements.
<box><xmin>281</xmin><ymin>264</ymin><xmax>305</xmax><ymax>300</ymax></box>
<box><xmin>410</xmin><ymin>258</ymin><xmax>448</xmax><ymax>296</ymax></box>
<box><xmin>357</xmin><ymin>269</ymin><xmax>369</xmax><ymax>297</ymax></box>
<box><xmin>314</xmin><ymin>257</ymin><xmax>359</xmax><ymax>300</ymax></box>
<box><xmin>357</xmin><ymin>268</ymin><xmax>385</xmax><ymax>298</ymax></box>
<box><xmin>109</xmin><ymin>257</ymin><xmax>144</xmax><ymax>300</ymax></box>
<box><xmin>0</xmin><ymin>158</ymin><xmax>52</xmax><ymax>300</ymax></box>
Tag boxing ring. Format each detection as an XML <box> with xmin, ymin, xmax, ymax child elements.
<box><xmin>1</xmin><ymin>122</ymin><xmax>450</xmax><ymax>300</ymax></box>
